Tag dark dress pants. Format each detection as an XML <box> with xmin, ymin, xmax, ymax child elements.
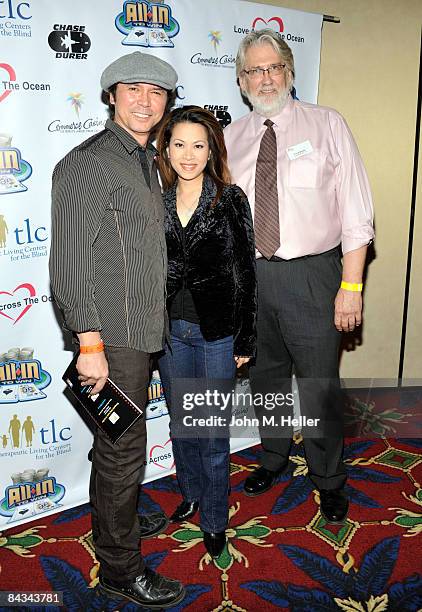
<box><xmin>89</xmin><ymin>346</ymin><xmax>150</xmax><ymax>582</ymax></box>
<box><xmin>250</xmin><ymin>248</ymin><xmax>347</xmax><ymax>490</ymax></box>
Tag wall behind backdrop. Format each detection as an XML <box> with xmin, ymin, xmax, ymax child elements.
<box><xmin>249</xmin><ymin>0</ymin><xmax>422</xmax><ymax>381</ymax></box>
<box><xmin>0</xmin><ymin>0</ymin><xmax>323</xmax><ymax>528</ymax></box>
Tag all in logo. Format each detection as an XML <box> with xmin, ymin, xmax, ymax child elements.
<box><xmin>0</xmin><ymin>470</ymin><xmax>65</xmax><ymax>524</ymax></box>
<box><xmin>115</xmin><ymin>1</ymin><xmax>180</xmax><ymax>48</ymax></box>
<box><xmin>204</xmin><ymin>104</ymin><xmax>232</xmax><ymax>128</ymax></box>
<box><xmin>0</xmin><ymin>348</ymin><xmax>51</xmax><ymax>404</ymax></box>
<box><xmin>0</xmin><ymin>136</ymin><xmax>32</xmax><ymax>195</ymax></box>
<box><xmin>48</xmin><ymin>24</ymin><xmax>91</xmax><ymax>59</ymax></box>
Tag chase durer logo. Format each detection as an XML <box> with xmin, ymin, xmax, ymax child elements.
<box><xmin>0</xmin><ymin>134</ymin><xmax>32</xmax><ymax>194</ymax></box>
<box><xmin>204</xmin><ymin>104</ymin><xmax>232</xmax><ymax>128</ymax></box>
<box><xmin>48</xmin><ymin>24</ymin><xmax>91</xmax><ymax>59</ymax></box>
<box><xmin>115</xmin><ymin>1</ymin><xmax>180</xmax><ymax>48</ymax></box>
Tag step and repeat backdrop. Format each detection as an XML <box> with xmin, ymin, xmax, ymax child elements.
<box><xmin>0</xmin><ymin>0</ymin><xmax>322</xmax><ymax>528</ymax></box>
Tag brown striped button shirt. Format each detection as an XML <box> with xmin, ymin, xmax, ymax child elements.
<box><xmin>49</xmin><ymin>118</ymin><xmax>167</xmax><ymax>353</ymax></box>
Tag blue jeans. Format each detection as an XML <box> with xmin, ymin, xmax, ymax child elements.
<box><xmin>158</xmin><ymin>319</ymin><xmax>235</xmax><ymax>533</ymax></box>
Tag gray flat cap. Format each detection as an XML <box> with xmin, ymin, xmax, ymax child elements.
<box><xmin>101</xmin><ymin>51</ymin><xmax>178</xmax><ymax>91</ymax></box>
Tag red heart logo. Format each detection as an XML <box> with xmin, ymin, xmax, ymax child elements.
<box><xmin>149</xmin><ymin>439</ymin><xmax>174</xmax><ymax>470</ymax></box>
<box><xmin>252</xmin><ymin>16</ymin><xmax>284</xmax><ymax>32</ymax></box>
<box><xmin>0</xmin><ymin>283</ymin><xmax>36</xmax><ymax>324</ymax></box>
<box><xmin>0</xmin><ymin>63</ymin><xmax>17</xmax><ymax>103</ymax></box>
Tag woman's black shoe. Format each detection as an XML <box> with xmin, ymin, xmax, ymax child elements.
<box><xmin>203</xmin><ymin>530</ymin><xmax>226</xmax><ymax>558</ymax></box>
<box><xmin>169</xmin><ymin>500</ymin><xmax>199</xmax><ymax>523</ymax></box>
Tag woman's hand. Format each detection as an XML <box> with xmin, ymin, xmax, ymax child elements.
<box><xmin>234</xmin><ymin>356</ymin><xmax>251</xmax><ymax>369</ymax></box>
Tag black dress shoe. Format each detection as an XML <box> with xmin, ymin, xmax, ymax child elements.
<box><xmin>243</xmin><ymin>465</ymin><xmax>286</xmax><ymax>496</ymax></box>
<box><xmin>319</xmin><ymin>488</ymin><xmax>349</xmax><ymax>523</ymax></box>
<box><xmin>203</xmin><ymin>531</ymin><xmax>226</xmax><ymax>558</ymax></box>
<box><xmin>169</xmin><ymin>500</ymin><xmax>199</xmax><ymax>523</ymax></box>
<box><xmin>99</xmin><ymin>567</ymin><xmax>185</xmax><ymax>609</ymax></box>
<box><xmin>138</xmin><ymin>511</ymin><xmax>169</xmax><ymax>539</ymax></box>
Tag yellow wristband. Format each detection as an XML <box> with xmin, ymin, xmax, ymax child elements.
<box><xmin>341</xmin><ymin>281</ymin><xmax>363</xmax><ymax>292</ymax></box>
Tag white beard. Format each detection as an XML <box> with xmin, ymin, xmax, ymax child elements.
<box><xmin>245</xmin><ymin>86</ymin><xmax>290</xmax><ymax>118</ymax></box>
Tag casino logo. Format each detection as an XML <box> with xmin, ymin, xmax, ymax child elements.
<box><xmin>67</xmin><ymin>92</ymin><xmax>84</xmax><ymax>117</ymax></box>
<box><xmin>0</xmin><ymin>468</ymin><xmax>65</xmax><ymax>524</ymax></box>
<box><xmin>47</xmin><ymin>94</ymin><xmax>106</xmax><ymax>135</ymax></box>
<box><xmin>0</xmin><ymin>347</ymin><xmax>52</xmax><ymax>404</ymax></box>
<box><xmin>48</xmin><ymin>24</ymin><xmax>91</xmax><ymax>60</ymax></box>
<box><xmin>204</xmin><ymin>104</ymin><xmax>232</xmax><ymax>128</ymax></box>
<box><xmin>0</xmin><ymin>135</ymin><xmax>32</xmax><ymax>195</ymax></box>
<box><xmin>115</xmin><ymin>1</ymin><xmax>180</xmax><ymax>48</ymax></box>
<box><xmin>146</xmin><ymin>370</ymin><xmax>168</xmax><ymax>420</ymax></box>
<box><xmin>209</xmin><ymin>30</ymin><xmax>222</xmax><ymax>53</ymax></box>
<box><xmin>190</xmin><ymin>30</ymin><xmax>235</xmax><ymax>70</ymax></box>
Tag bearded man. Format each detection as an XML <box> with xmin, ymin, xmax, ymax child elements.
<box><xmin>224</xmin><ymin>30</ymin><xmax>374</xmax><ymax>523</ymax></box>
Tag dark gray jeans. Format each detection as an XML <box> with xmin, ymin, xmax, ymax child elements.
<box><xmin>89</xmin><ymin>346</ymin><xmax>150</xmax><ymax>582</ymax></box>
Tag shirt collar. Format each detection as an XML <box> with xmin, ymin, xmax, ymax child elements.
<box><xmin>105</xmin><ymin>118</ymin><xmax>156</xmax><ymax>155</ymax></box>
<box><xmin>251</xmin><ymin>93</ymin><xmax>295</xmax><ymax>134</ymax></box>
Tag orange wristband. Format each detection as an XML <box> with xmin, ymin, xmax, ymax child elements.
<box><xmin>79</xmin><ymin>341</ymin><xmax>105</xmax><ymax>354</ymax></box>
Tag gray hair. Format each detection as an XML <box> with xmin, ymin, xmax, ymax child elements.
<box><xmin>236</xmin><ymin>29</ymin><xmax>295</xmax><ymax>80</ymax></box>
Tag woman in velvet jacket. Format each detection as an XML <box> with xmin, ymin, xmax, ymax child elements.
<box><xmin>156</xmin><ymin>106</ymin><xmax>256</xmax><ymax>559</ymax></box>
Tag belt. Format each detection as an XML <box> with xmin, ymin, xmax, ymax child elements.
<box><xmin>265</xmin><ymin>245</ymin><xmax>341</xmax><ymax>263</ymax></box>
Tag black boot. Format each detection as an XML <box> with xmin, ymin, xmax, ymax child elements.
<box><xmin>169</xmin><ymin>500</ymin><xmax>199</xmax><ymax>522</ymax></box>
<box><xmin>203</xmin><ymin>531</ymin><xmax>226</xmax><ymax>558</ymax></box>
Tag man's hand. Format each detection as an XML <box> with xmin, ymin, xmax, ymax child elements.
<box><xmin>334</xmin><ymin>288</ymin><xmax>362</xmax><ymax>332</ymax></box>
<box><xmin>77</xmin><ymin>351</ymin><xmax>109</xmax><ymax>394</ymax></box>
<box><xmin>234</xmin><ymin>356</ymin><xmax>251</xmax><ymax>369</ymax></box>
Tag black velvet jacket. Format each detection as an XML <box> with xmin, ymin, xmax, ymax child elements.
<box><xmin>164</xmin><ymin>175</ymin><xmax>257</xmax><ymax>356</ymax></box>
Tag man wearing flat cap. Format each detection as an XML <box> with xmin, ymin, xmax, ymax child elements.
<box><xmin>50</xmin><ymin>52</ymin><xmax>185</xmax><ymax>608</ymax></box>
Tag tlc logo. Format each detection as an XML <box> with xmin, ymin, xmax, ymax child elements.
<box><xmin>40</xmin><ymin>419</ymin><xmax>71</xmax><ymax>444</ymax></box>
<box><xmin>0</xmin><ymin>217</ymin><xmax>48</xmax><ymax>246</ymax></box>
<box><xmin>15</xmin><ymin>218</ymin><xmax>47</xmax><ymax>244</ymax></box>
<box><xmin>0</xmin><ymin>0</ymin><xmax>31</xmax><ymax>20</ymax></box>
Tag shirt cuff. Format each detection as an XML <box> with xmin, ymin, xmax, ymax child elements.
<box><xmin>62</xmin><ymin>304</ymin><xmax>102</xmax><ymax>333</ymax></box>
<box><xmin>342</xmin><ymin>227</ymin><xmax>375</xmax><ymax>255</ymax></box>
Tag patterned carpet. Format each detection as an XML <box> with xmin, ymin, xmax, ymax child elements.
<box><xmin>1</xmin><ymin>438</ymin><xmax>422</xmax><ymax>611</ymax></box>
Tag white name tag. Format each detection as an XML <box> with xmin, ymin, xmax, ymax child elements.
<box><xmin>286</xmin><ymin>140</ymin><xmax>313</xmax><ymax>160</ymax></box>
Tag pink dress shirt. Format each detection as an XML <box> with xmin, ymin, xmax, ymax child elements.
<box><xmin>224</xmin><ymin>95</ymin><xmax>374</xmax><ymax>259</ymax></box>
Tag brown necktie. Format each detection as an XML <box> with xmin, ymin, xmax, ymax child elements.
<box><xmin>254</xmin><ymin>119</ymin><xmax>280</xmax><ymax>259</ymax></box>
